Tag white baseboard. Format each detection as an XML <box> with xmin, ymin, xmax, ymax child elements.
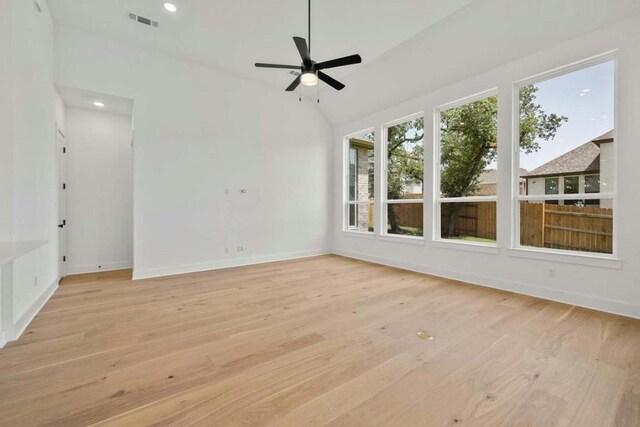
<box><xmin>10</xmin><ymin>277</ymin><xmax>59</xmax><ymax>342</ymax></box>
<box><xmin>333</xmin><ymin>249</ymin><xmax>640</xmax><ymax>320</ymax></box>
<box><xmin>0</xmin><ymin>330</ymin><xmax>6</xmax><ymax>349</ymax></box>
<box><xmin>66</xmin><ymin>261</ymin><xmax>132</xmax><ymax>275</ymax></box>
<box><xmin>132</xmin><ymin>249</ymin><xmax>331</xmax><ymax>280</ymax></box>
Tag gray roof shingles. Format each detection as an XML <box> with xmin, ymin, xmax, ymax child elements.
<box><xmin>522</xmin><ymin>130</ymin><xmax>613</xmax><ymax>178</ymax></box>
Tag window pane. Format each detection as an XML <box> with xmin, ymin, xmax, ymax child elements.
<box><xmin>346</xmin><ymin>130</ymin><xmax>375</xmax><ymax>232</ymax></box>
<box><xmin>563</xmin><ymin>176</ymin><xmax>579</xmax><ymax>194</ymax></box>
<box><xmin>387</xmin><ymin>117</ymin><xmax>424</xmax><ymax>200</ymax></box>
<box><xmin>585</xmin><ymin>174</ymin><xmax>600</xmax><ymax>193</ymax></box>
<box><xmin>519</xmin><ymin>200</ymin><xmax>613</xmax><ymax>254</ymax></box>
<box><xmin>519</xmin><ymin>61</ymin><xmax>614</xmax><ymax>199</ymax></box>
<box><xmin>349</xmin><ymin>133</ymin><xmax>375</xmax><ymax>203</ymax></box>
<box><xmin>440</xmin><ymin>202</ymin><xmax>496</xmax><ymax>244</ymax></box>
<box><xmin>348</xmin><ymin>204</ymin><xmax>356</xmax><ymax>228</ymax></box>
<box><xmin>545</xmin><ymin>178</ymin><xmax>559</xmax><ymax>195</ymax></box>
<box><xmin>387</xmin><ymin>203</ymin><xmax>423</xmax><ymax>237</ymax></box>
<box><xmin>440</xmin><ymin>95</ymin><xmax>498</xmax><ymax>197</ymax></box>
<box><xmin>348</xmin><ymin>148</ymin><xmax>357</xmax><ymax>202</ymax></box>
<box><xmin>347</xmin><ymin>203</ymin><xmax>374</xmax><ymax>232</ymax></box>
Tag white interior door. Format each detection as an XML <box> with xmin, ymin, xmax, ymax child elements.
<box><xmin>57</xmin><ymin>127</ymin><xmax>67</xmax><ymax>278</ymax></box>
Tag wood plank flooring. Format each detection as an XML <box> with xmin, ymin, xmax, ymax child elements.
<box><xmin>0</xmin><ymin>255</ymin><xmax>639</xmax><ymax>426</ymax></box>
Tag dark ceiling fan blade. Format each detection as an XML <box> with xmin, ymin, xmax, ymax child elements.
<box><xmin>315</xmin><ymin>54</ymin><xmax>362</xmax><ymax>70</ymax></box>
<box><xmin>285</xmin><ymin>75</ymin><xmax>302</xmax><ymax>91</ymax></box>
<box><xmin>318</xmin><ymin>71</ymin><xmax>345</xmax><ymax>91</ymax></box>
<box><xmin>255</xmin><ymin>63</ymin><xmax>301</xmax><ymax>70</ymax></box>
<box><xmin>293</xmin><ymin>36</ymin><xmax>312</xmax><ymax>66</ymax></box>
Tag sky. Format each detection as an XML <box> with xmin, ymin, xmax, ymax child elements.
<box><xmin>520</xmin><ymin>60</ymin><xmax>614</xmax><ymax>171</ymax></box>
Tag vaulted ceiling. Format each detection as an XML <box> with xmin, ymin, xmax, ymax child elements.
<box><xmin>47</xmin><ymin>0</ymin><xmax>474</xmax><ymax>89</ymax></box>
<box><xmin>48</xmin><ymin>0</ymin><xmax>640</xmax><ymax>125</ymax></box>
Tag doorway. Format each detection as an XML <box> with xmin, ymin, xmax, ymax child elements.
<box><xmin>56</xmin><ymin>86</ymin><xmax>134</xmax><ymax>275</ymax></box>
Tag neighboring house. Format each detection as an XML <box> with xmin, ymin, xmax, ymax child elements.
<box><xmin>348</xmin><ymin>137</ymin><xmax>374</xmax><ymax>230</ymax></box>
<box><xmin>403</xmin><ymin>180</ymin><xmax>423</xmax><ymax>196</ymax></box>
<box><xmin>478</xmin><ymin>169</ymin><xmax>528</xmax><ymax>196</ymax></box>
<box><xmin>522</xmin><ymin>130</ymin><xmax>613</xmax><ymax>207</ymax></box>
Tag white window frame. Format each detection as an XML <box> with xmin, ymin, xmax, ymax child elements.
<box><xmin>433</xmin><ymin>89</ymin><xmax>499</xmax><ymax>248</ymax></box>
<box><xmin>381</xmin><ymin>112</ymin><xmax>425</xmax><ymax>240</ymax></box>
<box><xmin>512</xmin><ymin>53</ymin><xmax>617</xmax><ymax>258</ymax></box>
<box><xmin>343</xmin><ymin>129</ymin><xmax>375</xmax><ymax>235</ymax></box>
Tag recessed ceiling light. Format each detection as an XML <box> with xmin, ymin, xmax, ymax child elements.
<box><xmin>93</xmin><ymin>101</ymin><xmax>105</xmax><ymax>108</ymax></box>
<box><xmin>164</xmin><ymin>3</ymin><xmax>177</xmax><ymax>12</ymax></box>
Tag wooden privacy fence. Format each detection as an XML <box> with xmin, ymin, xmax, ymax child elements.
<box><xmin>440</xmin><ymin>202</ymin><xmax>496</xmax><ymax>240</ymax></box>
<box><xmin>520</xmin><ymin>202</ymin><xmax>613</xmax><ymax>253</ymax></box>
<box><xmin>368</xmin><ymin>200</ymin><xmax>613</xmax><ymax>253</ymax></box>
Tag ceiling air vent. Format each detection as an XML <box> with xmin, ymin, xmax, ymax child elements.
<box><xmin>129</xmin><ymin>13</ymin><xmax>159</xmax><ymax>28</ymax></box>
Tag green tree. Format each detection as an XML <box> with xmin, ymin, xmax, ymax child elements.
<box><xmin>386</xmin><ymin>118</ymin><xmax>424</xmax><ymax>233</ymax></box>
<box><xmin>383</xmin><ymin>85</ymin><xmax>566</xmax><ymax>236</ymax></box>
<box><xmin>439</xmin><ymin>85</ymin><xmax>567</xmax><ymax>236</ymax></box>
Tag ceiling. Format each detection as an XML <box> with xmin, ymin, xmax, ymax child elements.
<box><xmin>57</xmin><ymin>85</ymin><xmax>134</xmax><ymax>116</ymax></box>
<box><xmin>48</xmin><ymin>0</ymin><xmax>640</xmax><ymax>126</ymax></box>
<box><xmin>47</xmin><ymin>0</ymin><xmax>474</xmax><ymax>90</ymax></box>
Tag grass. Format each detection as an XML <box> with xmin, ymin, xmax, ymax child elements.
<box><xmin>445</xmin><ymin>235</ymin><xmax>496</xmax><ymax>244</ymax></box>
<box><xmin>387</xmin><ymin>226</ymin><xmax>424</xmax><ymax>237</ymax></box>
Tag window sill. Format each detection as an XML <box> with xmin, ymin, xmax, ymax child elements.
<box><xmin>341</xmin><ymin>230</ymin><xmax>376</xmax><ymax>240</ymax></box>
<box><xmin>508</xmin><ymin>247</ymin><xmax>623</xmax><ymax>269</ymax></box>
<box><xmin>432</xmin><ymin>239</ymin><xmax>501</xmax><ymax>255</ymax></box>
<box><xmin>378</xmin><ymin>234</ymin><xmax>425</xmax><ymax>245</ymax></box>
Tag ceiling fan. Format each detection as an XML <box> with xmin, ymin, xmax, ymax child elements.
<box><xmin>255</xmin><ymin>0</ymin><xmax>362</xmax><ymax>92</ymax></box>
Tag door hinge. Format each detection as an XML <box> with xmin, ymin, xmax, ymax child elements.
<box><xmin>63</xmin><ymin>256</ymin><xmax>66</xmax><ymax>262</ymax></box>
<box><xmin>63</xmin><ymin>219</ymin><xmax>66</xmax><ymax>226</ymax></box>
<box><xmin>63</xmin><ymin>183</ymin><xmax>66</xmax><ymax>190</ymax></box>
<box><xmin>63</xmin><ymin>147</ymin><xmax>66</xmax><ymax>153</ymax></box>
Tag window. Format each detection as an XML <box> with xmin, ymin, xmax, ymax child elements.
<box><xmin>436</xmin><ymin>92</ymin><xmax>498</xmax><ymax>245</ymax></box>
<box><xmin>545</xmin><ymin>178</ymin><xmax>559</xmax><ymax>194</ymax></box>
<box><xmin>516</xmin><ymin>58</ymin><xmax>615</xmax><ymax>255</ymax></box>
<box><xmin>585</xmin><ymin>174</ymin><xmax>600</xmax><ymax>193</ymax></box>
<box><xmin>344</xmin><ymin>130</ymin><xmax>375</xmax><ymax>233</ymax></box>
<box><xmin>563</xmin><ymin>175</ymin><xmax>580</xmax><ymax>206</ymax></box>
<box><xmin>563</xmin><ymin>176</ymin><xmax>579</xmax><ymax>194</ymax></box>
<box><xmin>383</xmin><ymin>115</ymin><xmax>424</xmax><ymax>237</ymax></box>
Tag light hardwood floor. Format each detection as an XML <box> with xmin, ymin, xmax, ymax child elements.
<box><xmin>0</xmin><ymin>255</ymin><xmax>639</xmax><ymax>426</ymax></box>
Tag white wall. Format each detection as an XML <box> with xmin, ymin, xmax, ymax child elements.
<box><xmin>333</xmin><ymin>16</ymin><xmax>640</xmax><ymax>319</ymax></box>
<box><xmin>0</xmin><ymin>0</ymin><xmax>60</xmax><ymax>343</ymax></box>
<box><xmin>0</xmin><ymin>1</ymin><xmax>13</xmax><ymax>242</ymax></box>
<box><xmin>65</xmin><ymin>107</ymin><xmax>133</xmax><ymax>274</ymax></box>
<box><xmin>54</xmin><ymin>26</ymin><xmax>334</xmax><ymax>279</ymax></box>
<box><xmin>317</xmin><ymin>0</ymin><xmax>640</xmax><ymax>126</ymax></box>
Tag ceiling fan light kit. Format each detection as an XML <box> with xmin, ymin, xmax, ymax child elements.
<box><xmin>255</xmin><ymin>0</ymin><xmax>361</xmax><ymax>93</ymax></box>
<box><xmin>300</xmin><ymin>72</ymin><xmax>318</xmax><ymax>86</ymax></box>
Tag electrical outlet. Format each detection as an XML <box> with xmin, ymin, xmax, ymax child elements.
<box><xmin>547</xmin><ymin>268</ymin><xmax>555</xmax><ymax>278</ymax></box>
<box><xmin>237</xmin><ymin>245</ymin><xmax>247</xmax><ymax>253</ymax></box>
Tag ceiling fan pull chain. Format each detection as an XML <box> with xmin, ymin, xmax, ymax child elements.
<box><xmin>317</xmin><ymin>80</ymin><xmax>320</xmax><ymax>103</ymax></box>
<box><xmin>299</xmin><ymin>85</ymin><xmax>302</xmax><ymax>102</ymax></box>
